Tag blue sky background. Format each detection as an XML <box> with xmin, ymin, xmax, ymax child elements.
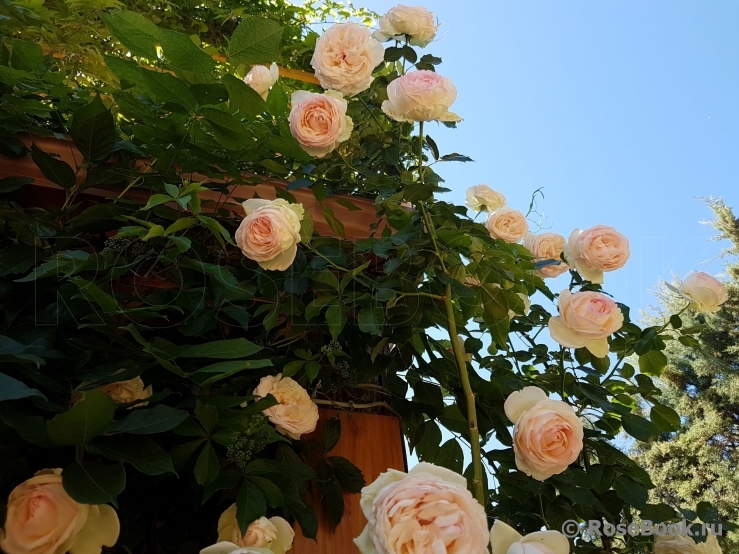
<box><xmin>354</xmin><ymin>0</ymin><xmax>739</xmax><ymax>317</ymax></box>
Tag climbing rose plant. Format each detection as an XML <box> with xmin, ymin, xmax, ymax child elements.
<box><xmin>0</xmin><ymin>1</ymin><xmax>733</xmax><ymax>553</ymax></box>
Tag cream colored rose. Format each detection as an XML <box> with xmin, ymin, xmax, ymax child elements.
<box><xmin>564</xmin><ymin>225</ymin><xmax>630</xmax><ymax>284</ymax></box>
<box><xmin>244</xmin><ymin>64</ymin><xmax>279</xmax><ymax>100</ymax></box>
<box><xmin>0</xmin><ymin>469</ymin><xmax>120</xmax><ymax>554</ymax></box>
<box><xmin>679</xmin><ymin>272</ymin><xmax>728</xmax><ymax>314</ymax></box>
<box><xmin>354</xmin><ymin>462</ymin><xmax>489</xmax><ymax>554</ymax></box>
<box><xmin>524</xmin><ymin>233</ymin><xmax>569</xmax><ymax>279</ymax></box>
<box><xmin>373</xmin><ymin>5</ymin><xmax>439</xmax><ymax>47</ymax></box>
<box><xmin>288</xmin><ymin>90</ymin><xmax>353</xmax><ymax>158</ymax></box>
<box><xmin>97</xmin><ymin>377</ymin><xmax>152</xmax><ymax>406</ymax></box>
<box><xmin>466</xmin><ymin>185</ymin><xmax>506</xmax><ymax>213</ymax></box>
<box><xmin>487</xmin><ymin>207</ymin><xmax>529</xmax><ymax>243</ymax></box>
<box><xmin>234</xmin><ymin>198</ymin><xmax>304</xmax><ymax>271</ymax></box>
<box><xmin>548</xmin><ymin>289</ymin><xmax>623</xmax><ymax>358</ymax></box>
<box><xmin>215</xmin><ymin>506</ymin><xmax>294</xmax><ymax>554</ymax></box>
<box><xmin>200</xmin><ymin>543</ymin><xmax>271</xmax><ymax>554</ymax></box>
<box><xmin>311</xmin><ymin>22</ymin><xmax>384</xmax><ymax>96</ymax></box>
<box><xmin>654</xmin><ymin>533</ymin><xmax>722</xmax><ymax>554</ymax></box>
<box><xmin>254</xmin><ymin>374</ymin><xmax>319</xmax><ymax>440</ymax></box>
<box><xmin>490</xmin><ymin>520</ymin><xmax>570</xmax><ymax>554</ymax></box>
<box><xmin>504</xmin><ymin>388</ymin><xmax>584</xmax><ymax>481</ymax></box>
<box><xmin>382</xmin><ymin>70</ymin><xmax>461</xmax><ymax>123</ymax></box>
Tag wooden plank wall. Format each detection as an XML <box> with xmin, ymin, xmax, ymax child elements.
<box><xmin>293</xmin><ymin>409</ymin><xmax>407</xmax><ymax>554</ymax></box>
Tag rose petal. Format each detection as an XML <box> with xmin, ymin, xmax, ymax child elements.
<box><xmin>584</xmin><ymin>338</ymin><xmax>609</xmax><ymax>359</ymax></box>
<box><xmin>521</xmin><ymin>531</ymin><xmax>570</xmax><ymax>554</ymax></box>
<box><xmin>490</xmin><ymin>520</ymin><xmax>524</xmax><ymax>554</ymax></box>
<box><xmin>504</xmin><ymin>387</ymin><xmax>548</xmax><ymax>424</ymax></box>
<box><xmin>548</xmin><ymin>316</ymin><xmax>587</xmax><ymax>349</ymax></box>
<box><xmin>408</xmin><ymin>462</ymin><xmax>468</xmax><ymax>489</ymax></box>
<box><xmin>69</xmin><ymin>505</ymin><xmax>120</xmax><ymax>554</ymax></box>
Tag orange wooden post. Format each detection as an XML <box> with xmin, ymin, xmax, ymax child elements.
<box><xmin>292</xmin><ymin>409</ymin><xmax>407</xmax><ymax>554</ymax></box>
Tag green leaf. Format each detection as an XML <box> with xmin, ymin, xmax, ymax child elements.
<box><xmin>87</xmin><ymin>436</ymin><xmax>176</xmax><ymax>476</ymax></box>
<box><xmin>621</xmin><ymin>413</ymin><xmax>659</xmax><ymax>442</ymax></box>
<box><xmin>325</xmin><ymin>303</ymin><xmax>346</xmax><ymax>340</ymax></box>
<box><xmin>639</xmin><ymin>350</ymin><xmax>667</xmax><ymax>377</ymax></box>
<box><xmin>71</xmin><ymin>277</ymin><xmax>119</xmax><ymax>314</ymax></box>
<box><xmin>47</xmin><ymin>391</ymin><xmax>117</xmax><ymax>446</ymax></box>
<box><xmin>435</xmin><ymin>439</ymin><xmax>463</xmax><ymax>473</ymax></box>
<box><xmin>358</xmin><ymin>307</ymin><xmax>384</xmax><ymax>335</ymax></box>
<box><xmin>248</xmin><ymin>476</ymin><xmax>285</xmax><ymax>507</ymax></box>
<box><xmin>650</xmin><ymin>403</ymin><xmax>681</xmax><ymax>432</ymax></box>
<box><xmin>266</xmin><ymin>82</ymin><xmax>288</xmax><ymax>115</ymax></box>
<box><xmin>222</xmin><ymin>74</ymin><xmax>267</xmax><ymax>116</ymax></box>
<box><xmin>0</xmin><ymin>176</ymin><xmax>33</xmax><ymax>194</ymax></box>
<box><xmin>203</xmin><ymin>108</ymin><xmax>251</xmax><ymax>150</ymax></box>
<box><xmin>177</xmin><ymin>338</ymin><xmax>263</xmax><ymax>359</ymax></box>
<box><xmin>0</xmin><ymin>372</ymin><xmax>45</xmax><ymax>402</ymax></box>
<box><xmin>328</xmin><ymin>456</ymin><xmax>365</xmax><ymax>493</ymax></box>
<box><xmin>415</xmin><ymin>420</ymin><xmax>442</xmax><ymax>461</ymax></box>
<box><xmin>229</xmin><ymin>17</ymin><xmax>284</xmax><ymax>66</ymax></box>
<box><xmin>102</xmin><ymin>10</ymin><xmax>161</xmax><ymax>59</ymax></box>
<box><xmin>321</xmin><ymin>206</ymin><xmax>346</xmax><ymax>238</ymax></box>
<box><xmin>479</xmin><ymin>284</ymin><xmax>509</xmax><ymax>319</ymax></box>
<box><xmin>10</xmin><ymin>40</ymin><xmax>43</xmax><ymax>71</ymax></box>
<box><xmin>31</xmin><ymin>144</ymin><xmax>76</xmax><ymax>190</ymax></box>
<box><xmin>71</xmin><ymin>96</ymin><xmax>116</xmax><ymax>162</ymax></box>
<box><xmin>696</xmin><ymin>501</ymin><xmax>721</xmax><ymax>523</ymax></box>
<box><xmin>322</xmin><ymin>417</ymin><xmax>341</xmax><ymax>453</ymax></box>
<box><xmin>190</xmin><ymin>359</ymin><xmax>273</xmax><ymax>386</ymax></box>
<box><xmin>195</xmin><ymin>401</ymin><xmax>218</xmax><ymax>434</ymax></box>
<box><xmin>413</xmin><ymin>382</ymin><xmax>444</xmax><ymax>413</ymax></box>
<box><xmin>141</xmin><ymin>70</ymin><xmax>198</xmax><ymax>111</ymax></box>
<box><xmin>62</xmin><ymin>461</ymin><xmax>126</xmax><ymax>507</ymax></box>
<box><xmin>236</xmin><ymin>480</ymin><xmax>267</xmax><ymax>534</ymax></box>
<box><xmin>158</xmin><ymin>29</ymin><xmax>214</xmax><ymax>80</ymax></box>
<box><xmin>614</xmin><ymin>475</ymin><xmax>648</xmax><ymax>507</ymax></box>
<box><xmin>104</xmin><ymin>55</ymin><xmax>143</xmax><ymax>88</ymax></box>
<box><xmin>203</xmin><ymin>470</ymin><xmax>242</xmax><ymax>503</ymax></box>
<box><xmin>0</xmin><ymin>244</ymin><xmax>40</xmax><ymax>277</ymax></box>
<box><xmin>641</xmin><ymin>503</ymin><xmax>677</xmax><ymax>523</ymax></box>
<box><xmin>194</xmin><ymin>441</ymin><xmax>219</xmax><ymax>485</ymax></box>
<box><xmin>107</xmin><ymin>405</ymin><xmax>188</xmax><ymax>435</ymax></box>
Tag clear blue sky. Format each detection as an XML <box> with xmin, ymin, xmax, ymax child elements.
<box><xmin>356</xmin><ymin>0</ymin><xmax>739</xmax><ymax>315</ymax></box>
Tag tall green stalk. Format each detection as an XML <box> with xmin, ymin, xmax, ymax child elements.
<box><xmin>416</xmin><ymin>121</ymin><xmax>485</xmax><ymax>506</ymax></box>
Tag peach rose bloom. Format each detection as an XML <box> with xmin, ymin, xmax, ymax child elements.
<box><xmin>382</xmin><ymin>70</ymin><xmax>461</xmax><ymax>123</ymax></box>
<box><xmin>504</xmin><ymin>387</ymin><xmax>584</xmax><ymax>481</ymax></box>
<box><xmin>244</xmin><ymin>64</ymin><xmax>279</xmax><ymax>100</ymax></box>
<box><xmin>215</xmin><ymin>506</ymin><xmax>294</xmax><ymax>554</ymax></box>
<box><xmin>466</xmin><ymin>185</ymin><xmax>506</xmax><ymax>213</ymax></box>
<box><xmin>288</xmin><ymin>90</ymin><xmax>353</xmax><ymax>158</ymax></box>
<box><xmin>373</xmin><ymin>5</ymin><xmax>439</xmax><ymax>47</ymax></box>
<box><xmin>565</xmin><ymin>225</ymin><xmax>629</xmax><ymax>284</ymax></box>
<box><xmin>253</xmin><ymin>374</ymin><xmax>318</xmax><ymax>440</ymax></box>
<box><xmin>0</xmin><ymin>469</ymin><xmax>120</xmax><ymax>554</ymax></box>
<box><xmin>523</xmin><ymin>233</ymin><xmax>570</xmax><ymax>279</ymax></box>
<box><xmin>311</xmin><ymin>22</ymin><xmax>384</xmax><ymax>96</ymax></box>
<box><xmin>97</xmin><ymin>376</ymin><xmax>152</xmax><ymax>405</ymax></box>
<box><xmin>548</xmin><ymin>289</ymin><xmax>624</xmax><ymax>358</ymax></box>
<box><xmin>487</xmin><ymin>207</ymin><xmax>529</xmax><ymax>243</ymax></box>
<box><xmin>490</xmin><ymin>520</ymin><xmax>570</xmax><ymax>554</ymax></box>
<box><xmin>548</xmin><ymin>290</ymin><xmax>623</xmax><ymax>358</ymax></box>
<box><xmin>235</xmin><ymin>198</ymin><xmax>304</xmax><ymax>271</ymax></box>
<box><xmin>679</xmin><ymin>272</ymin><xmax>728</xmax><ymax>314</ymax></box>
<box><xmin>354</xmin><ymin>462</ymin><xmax>489</xmax><ymax>554</ymax></box>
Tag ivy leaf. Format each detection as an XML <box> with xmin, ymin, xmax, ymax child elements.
<box><xmin>236</xmin><ymin>480</ymin><xmax>267</xmax><ymax>534</ymax></box>
<box><xmin>222</xmin><ymin>74</ymin><xmax>266</xmax><ymax>116</ymax></box>
<box><xmin>0</xmin><ymin>372</ymin><xmax>45</xmax><ymax>402</ymax></box>
<box><xmin>31</xmin><ymin>144</ymin><xmax>76</xmax><ymax>190</ymax></box>
<box><xmin>194</xmin><ymin>441</ymin><xmax>219</xmax><ymax>485</ymax></box>
<box><xmin>87</xmin><ymin>436</ymin><xmax>176</xmax><ymax>476</ymax></box>
<box><xmin>102</xmin><ymin>10</ymin><xmax>161</xmax><ymax>59</ymax></box>
<box><xmin>435</xmin><ymin>439</ymin><xmax>463</xmax><ymax>473</ymax></box>
<box><xmin>62</xmin><ymin>461</ymin><xmax>126</xmax><ymax>507</ymax></box>
<box><xmin>321</xmin><ymin>206</ymin><xmax>346</xmax><ymax>238</ymax></box>
<box><xmin>47</xmin><ymin>391</ymin><xmax>117</xmax><ymax>446</ymax></box>
<box><xmin>358</xmin><ymin>307</ymin><xmax>384</xmax><ymax>335</ymax></box>
<box><xmin>176</xmin><ymin>338</ymin><xmax>263</xmax><ymax>359</ymax></box>
<box><xmin>322</xmin><ymin>417</ymin><xmax>341</xmax><ymax>453</ymax></box>
<box><xmin>328</xmin><ymin>456</ymin><xmax>365</xmax><ymax>493</ymax></box>
<box><xmin>141</xmin><ymin>70</ymin><xmax>198</xmax><ymax>112</ymax></box>
<box><xmin>10</xmin><ymin>40</ymin><xmax>43</xmax><ymax>71</ymax></box>
<box><xmin>325</xmin><ymin>303</ymin><xmax>347</xmax><ymax>340</ymax></box>
<box><xmin>107</xmin><ymin>405</ymin><xmax>188</xmax><ymax>435</ymax></box>
<box><xmin>158</xmin><ymin>29</ymin><xmax>214</xmax><ymax>80</ymax></box>
<box><xmin>71</xmin><ymin>96</ymin><xmax>116</xmax><ymax>162</ymax></box>
<box><xmin>229</xmin><ymin>17</ymin><xmax>284</xmax><ymax>66</ymax></box>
